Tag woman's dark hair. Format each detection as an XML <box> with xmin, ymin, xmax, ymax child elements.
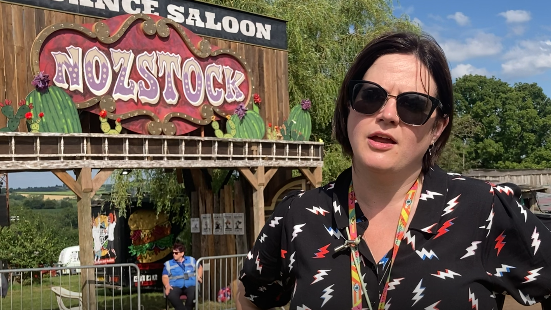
<box><xmin>173</xmin><ymin>242</ymin><xmax>185</xmax><ymax>253</ymax></box>
<box><xmin>333</xmin><ymin>32</ymin><xmax>454</xmax><ymax>174</ymax></box>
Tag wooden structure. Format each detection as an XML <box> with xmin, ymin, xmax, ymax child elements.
<box><xmin>0</xmin><ymin>1</ymin><xmax>323</xmax><ymax>308</ymax></box>
<box><xmin>465</xmin><ymin>169</ymin><xmax>551</xmax><ymax>188</ymax></box>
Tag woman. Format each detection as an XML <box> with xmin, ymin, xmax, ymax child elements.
<box><xmin>237</xmin><ymin>31</ymin><xmax>551</xmax><ymax>309</ymax></box>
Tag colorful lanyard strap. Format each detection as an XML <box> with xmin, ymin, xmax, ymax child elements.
<box><xmin>345</xmin><ymin>179</ymin><xmax>419</xmax><ymax>310</ymax></box>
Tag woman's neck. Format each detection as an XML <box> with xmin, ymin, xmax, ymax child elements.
<box><xmin>351</xmin><ymin>162</ymin><xmax>422</xmax><ymax>219</ymax></box>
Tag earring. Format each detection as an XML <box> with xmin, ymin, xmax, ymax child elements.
<box><xmin>428</xmin><ymin>143</ymin><xmax>434</xmax><ymax>156</ymax></box>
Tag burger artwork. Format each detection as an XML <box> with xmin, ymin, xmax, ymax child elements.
<box><xmin>128</xmin><ymin>209</ymin><xmax>174</xmax><ymax>263</ymax></box>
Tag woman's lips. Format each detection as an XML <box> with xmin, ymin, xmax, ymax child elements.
<box><xmin>367</xmin><ymin>135</ymin><xmax>396</xmax><ymax>150</ymax></box>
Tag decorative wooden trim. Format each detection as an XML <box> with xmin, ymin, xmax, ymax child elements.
<box><xmin>92</xmin><ymin>169</ymin><xmax>114</xmax><ymax>195</ymax></box>
<box><xmin>238</xmin><ymin>168</ymin><xmax>258</xmax><ymax>190</ymax></box>
<box><xmin>264</xmin><ymin>167</ymin><xmax>278</xmax><ymax>186</ymax></box>
<box><xmin>52</xmin><ymin>170</ymin><xmax>83</xmax><ymax>198</ymax></box>
<box><xmin>299</xmin><ymin>167</ymin><xmax>320</xmax><ymax>188</ymax></box>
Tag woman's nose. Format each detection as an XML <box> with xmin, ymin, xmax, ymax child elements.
<box><xmin>376</xmin><ymin>95</ymin><xmax>400</xmax><ymax>124</ymax></box>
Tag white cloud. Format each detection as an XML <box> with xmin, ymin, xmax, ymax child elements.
<box><xmin>502</xmin><ymin>40</ymin><xmax>551</xmax><ymax>77</ymax></box>
<box><xmin>428</xmin><ymin>14</ymin><xmax>444</xmax><ymax>22</ymax></box>
<box><xmin>447</xmin><ymin>12</ymin><xmax>470</xmax><ymax>26</ymax></box>
<box><xmin>440</xmin><ymin>33</ymin><xmax>503</xmax><ymax>62</ymax></box>
<box><xmin>451</xmin><ymin>64</ymin><xmax>490</xmax><ymax>79</ymax></box>
<box><xmin>499</xmin><ymin>10</ymin><xmax>531</xmax><ymax>23</ymax></box>
<box><xmin>412</xmin><ymin>17</ymin><xmax>423</xmax><ymax>27</ymax></box>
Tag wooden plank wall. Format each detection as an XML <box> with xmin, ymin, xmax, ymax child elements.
<box><xmin>0</xmin><ymin>2</ymin><xmax>290</xmax><ymax>133</ymax></box>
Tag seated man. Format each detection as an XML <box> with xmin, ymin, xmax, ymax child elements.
<box><xmin>162</xmin><ymin>243</ymin><xmax>203</xmax><ymax>310</ymax></box>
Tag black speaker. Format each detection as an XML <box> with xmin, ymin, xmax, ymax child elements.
<box><xmin>0</xmin><ymin>194</ymin><xmax>8</xmax><ymax>227</ymax></box>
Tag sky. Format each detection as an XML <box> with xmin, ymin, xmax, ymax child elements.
<box><xmin>7</xmin><ymin>1</ymin><xmax>551</xmax><ymax>188</ymax></box>
<box><xmin>395</xmin><ymin>0</ymin><xmax>551</xmax><ymax>93</ymax></box>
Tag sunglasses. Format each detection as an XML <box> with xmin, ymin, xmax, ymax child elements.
<box><xmin>349</xmin><ymin>80</ymin><xmax>444</xmax><ymax>126</ymax></box>
<box><xmin>173</xmin><ymin>251</ymin><xmax>181</xmax><ymax>255</ymax></box>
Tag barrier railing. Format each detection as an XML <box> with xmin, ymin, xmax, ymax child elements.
<box><xmin>0</xmin><ymin>263</ymin><xmax>141</xmax><ymax>310</ymax></box>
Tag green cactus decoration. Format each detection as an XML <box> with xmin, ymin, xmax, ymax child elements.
<box><xmin>287</xmin><ymin>99</ymin><xmax>312</xmax><ymax>141</ymax></box>
<box><xmin>211</xmin><ymin>116</ymin><xmax>236</xmax><ymax>138</ymax></box>
<box><xmin>0</xmin><ymin>100</ymin><xmax>30</xmax><ymax>132</ymax></box>
<box><xmin>230</xmin><ymin>103</ymin><xmax>265</xmax><ymax>139</ymax></box>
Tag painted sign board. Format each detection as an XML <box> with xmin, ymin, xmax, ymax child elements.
<box><xmin>33</xmin><ymin>14</ymin><xmax>253</xmax><ymax>135</ymax></box>
<box><xmin>4</xmin><ymin>0</ymin><xmax>287</xmax><ymax>50</ymax></box>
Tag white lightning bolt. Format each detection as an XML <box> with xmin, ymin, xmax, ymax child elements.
<box><xmin>416</xmin><ymin>248</ymin><xmax>439</xmax><ymax>260</ymax></box>
<box><xmin>255</xmin><ymin>253</ymin><xmax>262</xmax><ymax>274</ymax></box>
<box><xmin>517</xmin><ymin>201</ymin><xmax>528</xmax><ymax>222</ymax></box>
<box><xmin>483</xmin><ymin>208</ymin><xmax>494</xmax><ymax>236</ymax></box>
<box><xmin>495</xmin><ymin>185</ymin><xmax>513</xmax><ymax>195</ymax></box>
<box><xmin>324</xmin><ymin>225</ymin><xmax>344</xmax><ymax>240</ymax></box>
<box><xmin>431</xmin><ymin>269</ymin><xmax>461</xmax><ymax>279</ymax></box>
<box><xmin>531</xmin><ymin>227</ymin><xmax>541</xmax><ymax>255</ymax></box>
<box><xmin>269</xmin><ymin>216</ymin><xmax>283</xmax><ymax>227</ymax></box>
<box><xmin>519</xmin><ymin>289</ymin><xmax>536</xmax><ymax>305</ymax></box>
<box><xmin>297</xmin><ymin>191</ymin><xmax>305</xmax><ymax>198</ymax></box>
<box><xmin>320</xmin><ymin>284</ymin><xmax>334</xmax><ymax>307</ymax></box>
<box><xmin>311</xmin><ymin>270</ymin><xmax>330</xmax><ymax>284</ymax></box>
<box><xmin>305</xmin><ymin>206</ymin><xmax>329</xmax><ymax>216</ymax></box>
<box><xmin>403</xmin><ymin>231</ymin><xmax>416</xmax><ymax>250</ymax></box>
<box><xmin>468</xmin><ymin>288</ymin><xmax>479</xmax><ymax>310</ymax></box>
<box><xmin>297</xmin><ymin>305</ymin><xmax>311</xmax><ymax>310</ymax></box>
<box><xmin>384</xmin><ymin>298</ymin><xmax>392</xmax><ymax>310</ymax></box>
<box><xmin>460</xmin><ymin>241</ymin><xmax>482</xmax><ymax>259</ymax></box>
<box><xmin>247</xmin><ymin>251</ymin><xmax>253</xmax><ymax>260</ymax></box>
<box><xmin>258</xmin><ymin>233</ymin><xmax>267</xmax><ymax>243</ymax></box>
<box><xmin>333</xmin><ymin>200</ymin><xmax>341</xmax><ymax>215</ymax></box>
<box><xmin>292</xmin><ymin>224</ymin><xmax>306</xmax><ymax>241</ymax></box>
<box><xmin>245</xmin><ymin>294</ymin><xmax>257</xmax><ymax>302</ymax></box>
<box><xmin>420</xmin><ymin>190</ymin><xmax>443</xmax><ymax>201</ymax></box>
<box><xmin>258</xmin><ymin>286</ymin><xmax>266</xmax><ymax>292</ymax></box>
<box><xmin>289</xmin><ymin>251</ymin><xmax>296</xmax><ymax>272</ymax></box>
<box><xmin>387</xmin><ymin>278</ymin><xmax>404</xmax><ymax>290</ymax></box>
<box><xmin>421</xmin><ymin>223</ymin><xmax>437</xmax><ymax>233</ymax></box>
<box><xmin>494</xmin><ymin>264</ymin><xmax>515</xmax><ymax>277</ymax></box>
<box><xmin>523</xmin><ymin>267</ymin><xmax>543</xmax><ymax>283</ymax></box>
<box><xmin>442</xmin><ymin>195</ymin><xmax>460</xmax><ymax>216</ymax></box>
<box><xmin>412</xmin><ymin>279</ymin><xmax>425</xmax><ymax>306</ymax></box>
<box><xmin>424</xmin><ymin>300</ymin><xmax>441</xmax><ymax>310</ymax></box>
<box><xmin>327</xmin><ymin>183</ymin><xmax>335</xmax><ymax>190</ymax></box>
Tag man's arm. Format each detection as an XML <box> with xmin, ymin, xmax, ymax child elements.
<box><xmin>197</xmin><ymin>264</ymin><xmax>203</xmax><ymax>283</ymax></box>
<box><xmin>162</xmin><ymin>275</ymin><xmax>172</xmax><ymax>296</ymax></box>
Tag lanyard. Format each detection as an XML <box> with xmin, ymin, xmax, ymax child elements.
<box><xmin>346</xmin><ymin>179</ymin><xmax>419</xmax><ymax>310</ymax></box>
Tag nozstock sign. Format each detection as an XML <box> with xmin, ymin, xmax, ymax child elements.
<box><xmin>6</xmin><ymin>0</ymin><xmax>286</xmax><ymax>50</ymax></box>
<box><xmin>32</xmin><ymin>14</ymin><xmax>253</xmax><ymax>135</ymax></box>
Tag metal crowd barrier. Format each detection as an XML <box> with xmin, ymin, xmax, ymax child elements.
<box><xmin>194</xmin><ymin>254</ymin><xmax>246</xmax><ymax>310</ymax></box>
<box><xmin>0</xmin><ymin>263</ymin><xmax>141</xmax><ymax>310</ymax></box>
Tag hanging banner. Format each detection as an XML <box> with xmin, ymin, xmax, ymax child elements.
<box><xmin>6</xmin><ymin>0</ymin><xmax>287</xmax><ymax>49</ymax></box>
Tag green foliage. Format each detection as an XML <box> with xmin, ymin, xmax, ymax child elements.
<box><xmin>322</xmin><ymin>144</ymin><xmax>351</xmax><ymax>184</ymax></box>
<box><xmin>0</xmin><ymin>103</ymin><xmax>29</xmax><ymax>132</ymax></box>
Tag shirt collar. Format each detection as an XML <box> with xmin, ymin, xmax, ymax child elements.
<box><xmin>332</xmin><ymin>165</ymin><xmax>449</xmax><ymax>235</ymax></box>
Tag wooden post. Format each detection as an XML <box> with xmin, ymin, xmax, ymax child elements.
<box><xmin>233</xmin><ymin>180</ymin><xmax>248</xmax><ymax>254</ymax></box>
<box><xmin>224</xmin><ymin>184</ymin><xmax>236</xmax><ymax>255</ymax></box>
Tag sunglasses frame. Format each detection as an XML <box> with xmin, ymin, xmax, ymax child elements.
<box><xmin>348</xmin><ymin>80</ymin><xmax>444</xmax><ymax>126</ymax></box>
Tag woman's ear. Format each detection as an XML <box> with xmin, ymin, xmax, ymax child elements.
<box><xmin>432</xmin><ymin>116</ymin><xmax>449</xmax><ymax>143</ymax></box>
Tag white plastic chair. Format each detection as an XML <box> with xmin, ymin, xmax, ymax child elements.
<box><xmin>51</xmin><ymin>286</ymin><xmax>82</xmax><ymax>310</ymax></box>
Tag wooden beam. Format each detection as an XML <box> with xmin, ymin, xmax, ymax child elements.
<box><xmin>176</xmin><ymin>168</ymin><xmax>184</xmax><ymax>184</ymax></box>
<box><xmin>299</xmin><ymin>167</ymin><xmax>317</xmax><ymax>187</ymax></box>
<box><xmin>256</xmin><ymin>166</ymin><xmax>265</xmax><ymax>186</ymax></box>
<box><xmin>77</xmin><ymin>167</ymin><xmax>93</xmax><ymax>193</ymax></box>
<box><xmin>238</xmin><ymin>168</ymin><xmax>258</xmax><ymax>190</ymax></box>
<box><xmin>314</xmin><ymin>166</ymin><xmax>323</xmax><ymax>188</ymax></box>
<box><xmin>52</xmin><ymin>170</ymin><xmax>82</xmax><ymax>198</ymax></box>
<box><xmin>264</xmin><ymin>167</ymin><xmax>279</xmax><ymax>186</ymax></box>
<box><xmin>91</xmin><ymin>169</ymin><xmax>114</xmax><ymax>196</ymax></box>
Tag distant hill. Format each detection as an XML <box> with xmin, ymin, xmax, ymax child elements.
<box><xmin>10</xmin><ymin>184</ymin><xmax>112</xmax><ymax>193</ymax></box>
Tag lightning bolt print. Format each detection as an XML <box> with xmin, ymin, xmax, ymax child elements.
<box><xmin>247</xmin><ymin>251</ymin><xmax>253</xmax><ymax>260</ymax></box>
<box><xmin>327</xmin><ymin>183</ymin><xmax>335</xmax><ymax>190</ymax></box>
<box><xmin>523</xmin><ymin>267</ymin><xmax>543</xmax><ymax>283</ymax></box>
<box><xmin>288</xmin><ymin>251</ymin><xmax>296</xmax><ymax>272</ymax></box>
<box><xmin>255</xmin><ymin>253</ymin><xmax>262</xmax><ymax>274</ymax></box>
<box><xmin>517</xmin><ymin>201</ymin><xmax>528</xmax><ymax>222</ymax></box>
<box><xmin>519</xmin><ymin>290</ymin><xmax>536</xmax><ymax>305</ymax></box>
<box><xmin>434</xmin><ymin>218</ymin><xmax>456</xmax><ymax>239</ymax></box>
<box><xmin>531</xmin><ymin>227</ymin><xmax>541</xmax><ymax>255</ymax></box>
<box><xmin>311</xmin><ymin>270</ymin><xmax>330</xmax><ymax>284</ymax></box>
<box><xmin>468</xmin><ymin>288</ymin><xmax>479</xmax><ymax>310</ymax></box>
<box><xmin>305</xmin><ymin>206</ymin><xmax>329</xmax><ymax>216</ymax></box>
<box><xmin>416</xmin><ymin>248</ymin><xmax>439</xmax><ymax>260</ymax></box>
<box><xmin>281</xmin><ymin>249</ymin><xmax>287</xmax><ymax>258</ymax></box>
<box><xmin>292</xmin><ymin>224</ymin><xmax>306</xmax><ymax>241</ymax></box>
<box><xmin>482</xmin><ymin>208</ymin><xmax>494</xmax><ymax>236</ymax></box>
<box><xmin>494</xmin><ymin>264</ymin><xmax>515</xmax><ymax>277</ymax></box>
<box><xmin>313</xmin><ymin>244</ymin><xmax>331</xmax><ymax>259</ymax></box>
<box><xmin>412</xmin><ymin>279</ymin><xmax>425</xmax><ymax>306</ymax></box>
<box><xmin>245</xmin><ymin>294</ymin><xmax>257</xmax><ymax>302</ymax></box>
<box><xmin>324</xmin><ymin>225</ymin><xmax>344</xmax><ymax>240</ymax></box>
<box><xmin>387</xmin><ymin>278</ymin><xmax>404</xmax><ymax>290</ymax></box>
<box><xmin>269</xmin><ymin>216</ymin><xmax>283</xmax><ymax>227</ymax></box>
<box><xmin>431</xmin><ymin>269</ymin><xmax>461</xmax><ymax>279</ymax></box>
<box><xmin>419</xmin><ymin>190</ymin><xmax>443</xmax><ymax>201</ymax></box>
<box><xmin>460</xmin><ymin>241</ymin><xmax>482</xmax><ymax>259</ymax></box>
<box><xmin>384</xmin><ymin>298</ymin><xmax>392</xmax><ymax>310</ymax></box>
<box><xmin>421</xmin><ymin>223</ymin><xmax>437</xmax><ymax>234</ymax></box>
<box><xmin>258</xmin><ymin>233</ymin><xmax>267</xmax><ymax>243</ymax></box>
<box><xmin>494</xmin><ymin>231</ymin><xmax>506</xmax><ymax>256</ymax></box>
<box><xmin>297</xmin><ymin>305</ymin><xmax>311</xmax><ymax>310</ymax></box>
<box><xmin>320</xmin><ymin>284</ymin><xmax>334</xmax><ymax>307</ymax></box>
<box><xmin>494</xmin><ymin>185</ymin><xmax>514</xmax><ymax>195</ymax></box>
<box><xmin>403</xmin><ymin>231</ymin><xmax>416</xmax><ymax>250</ymax></box>
<box><xmin>424</xmin><ymin>301</ymin><xmax>441</xmax><ymax>310</ymax></box>
<box><xmin>442</xmin><ymin>195</ymin><xmax>461</xmax><ymax>216</ymax></box>
<box><xmin>333</xmin><ymin>200</ymin><xmax>341</xmax><ymax>215</ymax></box>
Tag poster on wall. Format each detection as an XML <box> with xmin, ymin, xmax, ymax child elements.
<box><xmin>223</xmin><ymin>213</ymin><xmax>234</xmax><ymax>235</ymax></box>
<box><xmin>233</xmin><ymin>213</ymin><xmax>244</xmax><ymax>235</ymax></box>
<box><xmin>201</xmin><ymin>214</ymin><xmax>212</xmax><ymax>235</ymax></box>
<box><xmin>213</xmin><ymin>214</ymin><xmax>223</xmax><ymax>235</ymax></box>
<box><xmin>190</xmin><ymin>218</ymin><xmax>200</xmax><ymax>233</ymax></box>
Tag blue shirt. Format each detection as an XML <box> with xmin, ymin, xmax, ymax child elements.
<box><xmin>162</xmin><ymin>256</ymin><xmax>197</xmax><ymax>288</ymax></box>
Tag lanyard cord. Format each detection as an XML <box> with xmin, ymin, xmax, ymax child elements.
<box><xmin>346</xmin><ymin>179</ymin><xmax>419</xmax><ymax>310</ymax></box>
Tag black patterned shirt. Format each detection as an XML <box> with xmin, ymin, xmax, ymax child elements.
<box><xmin>240</xmin><ymin>166</ymin><xmax>551</xmax><ymax>309</ymax></box>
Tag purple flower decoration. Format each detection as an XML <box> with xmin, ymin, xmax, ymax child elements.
<box><xmin>32</xmin><ymin>72</ymin><xmax>50</xmax><ymax>91</ymax></box>
<box><xmin>234</xmin><ymin>103</ymin><xmax>248</xmax><ymax>120</ymax></box>
<box><xmin>301</xmin><ymin>99</ymin><xmax>311</xmax><ymax>110</ymax></box>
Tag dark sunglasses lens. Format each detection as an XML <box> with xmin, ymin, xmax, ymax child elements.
<box><xmin>396</xmin><ymin>94</ymin><xmax>433</xmax><ymax>125</ymax></box>
<box><xmin>352</xmin><ymin>83</ymin><xmax>387</xmax><ymax>115</ymax></box>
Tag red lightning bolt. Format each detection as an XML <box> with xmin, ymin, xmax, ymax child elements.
<box><xmin>281</xmin><ymin>249</ymin><xmax>287</xmax><ymax>259</ymax></box>
<box><xmin>313</xmin><ymin>244</ymin><xmax>331</xmax><ymax>258</ymax></box>
<box><xmin>434</xmin><ymin>218</ymin><xmax>456</xmax><ymax>239</ymax></box>
<box><xmin>495</xmin><ymin>231</ymin><xmax>506</xmax><ymax>256</ymax></box>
